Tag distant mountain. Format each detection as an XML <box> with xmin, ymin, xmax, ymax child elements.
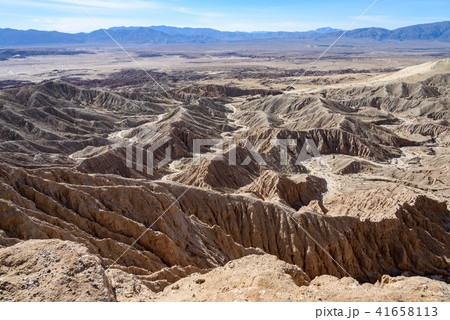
<box><xmin>390</xmin><ymin>21</ymin><xmax>450</xmax><ymax>40</ymax></box>
<box><xmin>327</xmin><ymin>21</ymin><xmax>450</xmax><ymax>41</ymax></box>
<box><xmin>314</xmin><ymin>27</ymin><xmax>342</xmax><ymax>34</ymax></box>
<box><xmin>0</xmin><ymin>21</ymin><xmax>448</xmax><ymax>46</ymax></box>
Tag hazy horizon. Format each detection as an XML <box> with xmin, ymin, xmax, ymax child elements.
<box><xmin>1</xmin><ymin>0</ymin><xmax>449</xmax><ymax>33</ymax></box>
<box><xmin>2</xmin><ymin>20</ymin><xmax>449</xmax><ymax>35</ymax></box>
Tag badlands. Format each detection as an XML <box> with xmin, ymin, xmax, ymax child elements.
<box><xmin>0</xmin><ymin>47</ymin><xmax>449</xmax><ymax>301</ymax></box>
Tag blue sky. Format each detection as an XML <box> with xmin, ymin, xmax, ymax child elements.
<box><xmin>1</xmin><ymin>0</ymin><xmax>449</xmax><ymax>33</ymax></box>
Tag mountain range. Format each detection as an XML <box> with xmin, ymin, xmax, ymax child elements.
<box><xmin>0</xmin><ymin>21</ymin><xmax>449</xmax><ymax>46</ymax></box>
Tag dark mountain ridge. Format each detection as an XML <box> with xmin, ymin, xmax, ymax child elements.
<box><xmin>0</xmin><ymin>21</ymin><xmax>448</xmax><ymax>46</ymax></box>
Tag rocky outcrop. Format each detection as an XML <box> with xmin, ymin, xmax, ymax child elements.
<box><xmin>0</xmin><ymin>163</ymin><xmax>448</xmax><ymax>286</ymax></box>
<box><xmin>180</xmin><ymin>84</ymin><xmax>281</xmax><ymax>98</ymax></box>
<box><xmin>0</xmin><ymin>239</ymin><xmax>115</xmax><ymax>301</ymax></box>
<box><xmin>330</xmin><ymin>158</ymin><xmax>378</xmax><ymax>175</ymax></box>
<box><xmin>240</xmin><ymin>170</ymin><xmax>326</xmax><ymax>209</ymax></box>
<box><xmin>4</xmin><ymin>241</ymin><xmax>445</xmax><ymax>302</ymax></box>
<box><xmin>154</xmin><ymin>254</ymin><xmax>449</xmax><ymax>302</ymax></box>
<box><xmin>155</xmin><ymin>254</ymin><xmax>310</xmax><ymax>302</ymax></box>
<box><xmin>169</xmin><ymin>157</ymin><xmax>256</xmax><ymax>190</ymax></box>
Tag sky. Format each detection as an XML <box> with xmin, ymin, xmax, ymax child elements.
<box><xmin>0</xmin><ymin>0</ymin><xmax>449</xmax><ymax>33</ymax></box>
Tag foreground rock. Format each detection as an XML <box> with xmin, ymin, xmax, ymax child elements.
<box><xmin>0</xmin><ymin>239</ymin><xmax>115</xmax><ymax>301</ymax></box>
<box><xmin>155</xmin><ymin>254</ymin><xmax>310</xmax><ymax>302</ymax></box>
<box><xmin>154</xmin><ymin>254</ymin><xmax>449</xmax><ymax>302</ymax></box>
<box><xmin>1</xmin><ymin>240</ymin><xmax>448</xmax><ymax>302</ymax></box>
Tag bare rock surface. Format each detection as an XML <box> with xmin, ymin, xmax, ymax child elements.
<box><xmin>0</xmin><ymin>59</ymin><xmax>449</xmax><ymax>301</ymax></box>
<box><xmin>155</xmin><ymin>254</ymin><xmax>310</xmax><ymax>302</ymax></box>
<box><xmin>3</xmin><ymin>240</ymin><xmax>446</xmax><ymax>302</ymax></box>
<box><xmin>0</xmin><ymin>239</ymin><xmax>115</xmax><ymax>301</ymax></box>
<box><xmin>154</xmin><ymin>254</ymin><xmax>449</xmax><ymax>302</ymax></box>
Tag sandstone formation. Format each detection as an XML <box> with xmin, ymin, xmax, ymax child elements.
<box><xmin>0</xmin><ymin>59</ymin><xmax>449</xmax><ymax>302</ymax></box>
<box><xmin>155</xmin><ymin>254</ymin><xmax>449</xmax><ymax>302</ymax></box>
<box><xmin>0</xmin><ymin>239</ymin><xmax>115</xmax><ymax>301</ymax></box>
<box><xmin>2</xmin><ymin>240</ymin><xmax>447</xmax><ymax>302</ymax></box>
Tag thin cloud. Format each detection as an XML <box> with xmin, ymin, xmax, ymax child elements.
<box><xmin>47</xmin><ymin>0</ymin><xmax>162</xmax><ymax>10</ymax></box>
<box><xmin>2</xmin><ymin>0</ymin><xmax>162</xmax><ymax>11</ymax></box>
<box><xmin>351</xmin><ymin>15</ymin><xmax>394</xmax><ymax>24</ymax></box>
<box><xmin>31</xmin><ymin>16</ymin><xmax>144</xmax><ymax>33</ymax></box>
<box><xmin>175</xmin><ymin>7</ymin><xmax>226</xmax><ymax>18</ymax></box>
<box><xmin>216</xmin><ymin>21</ymin><xmax>327</xmax><ymax>32</ymax></box>
<box><xmin>2</xmin><ymin>0</ymin><xmax>74</xmax><ymax>10</ymax></box>
<box><xmin>414</xmin><ymin>17</ymin><xmax>450</xmax><ymax>21</ymax></box>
